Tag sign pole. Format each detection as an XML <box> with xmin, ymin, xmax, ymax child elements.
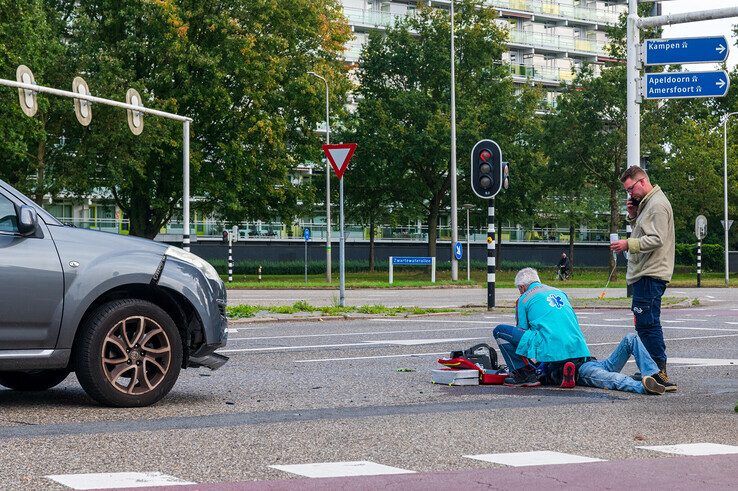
<box><xmin>305</xmin><ymin>235</ymin><xmax>308</xmax><ymax>284</ymax></box>
<box><xmin>487</xmin><ymin>198</ymin><xmax>496</xmax><ymax>310</ymax></box>
<box><xmin>228</xmin><ymin>231</ymin><xmax>233</xmax><ymax>283</ymax></box>
<box><xmin>697</xmin><ymin>239</ymin><xmax>702</xmax><ymax>288</ymax></box>
<box><xmin>339</xmin><ymin>177</ymin><xmax>346</xmax><ymax>306</ymax></box>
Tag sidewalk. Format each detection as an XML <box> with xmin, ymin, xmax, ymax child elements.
<box><xmin>226</xmin><ymin>287</ymin><xmax>732</xmax><ymax>308</ymax></box>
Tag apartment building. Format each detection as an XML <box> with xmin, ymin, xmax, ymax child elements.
<box><xmin>342</xmin><ymin>0</ymin><xmax>626</xmax><ymax>107</ymax></box>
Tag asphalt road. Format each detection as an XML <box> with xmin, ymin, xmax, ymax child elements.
<box><xmin>227</xmin><ymin>286</ymin><xmax>737</xmax><ymax>308</ymax></box>
<box><xmin>0</xmin><ymin>306</ymin><xmax>736</xmax><ymax>489</ymax></box>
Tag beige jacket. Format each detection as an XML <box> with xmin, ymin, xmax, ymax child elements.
<box><xmin>625</xmin><ymin>185</ymin><xmax>675</xmax><ymax>285</ymax></box>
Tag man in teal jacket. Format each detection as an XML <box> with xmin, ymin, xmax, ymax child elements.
<box><xmin>493</xmin><ymin>268</ymin><xmax>591</xmax><ymax>387</ymax></box>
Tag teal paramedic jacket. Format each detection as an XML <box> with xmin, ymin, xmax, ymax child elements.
<box><xmin>515</xmin><ymin>281</ymin><xmax>591</xmax><ymax>362</ymax></box>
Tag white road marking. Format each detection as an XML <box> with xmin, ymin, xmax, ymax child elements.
<box><xmin>666</xmin><ymin>357</ymin><xmax>738</xmax><ymax>367</ymax></box>
<box><xmin>294</xmin><ymin>334</ymin><xmax>738</xmax><ymax>363</ymax></box>
<box><xmin>705</xmin><ymin>295</ymin><xmax>716</xmax><ymax>299</ymax></box>
<box><xmin>603</xmin><ymin>318</ymin><xmax>632</xmax><ymax>322</ymax></box>
<box><xmin>269</xmin><ymin>461</ymin><xmax>415</xmax><ymax>478</ymax></box>
<box><xmin>637</xmin><ymin>443</ymin><xmax>738</xmax><ymax>456</ymax></box>
<box><xmin>370</xmin><ymin>319</ymin><xmax>488</xmax><ymax>324</ymax></box>
<box><xmin>46</xmin><ymin>472</ymin><xmax>194</xmax><ymax>489</ymax></box>
<box><xmin>296</xmin><ymin>351</ymin><xmax>448</xmax><ymax>363</ymax></box>
<box><xmin>228</xmin><ymin>326</ymin><xmax>492</xmax><ymax>342</ymax></box>
<box><xmin>221</xmin><ymin>337</ymin><xmax>488</xmax><ymax>353</ymax></box>
<box><xmin>726</xmin><ymin>322</ymin><xmax>738</xmax><ymax>325</ymax></box>
<box><xmin>363</xmin><ymin>337</ymin><xmax>485</xmax><ymax>346</ymax></box>
<box><xmin>662</xmin><ymin>320</ymin><xmax>685</xmax><ymax>323</ymax></box>
<box><xmin>464</xmin><ymin>451</ymin><xmax>603</xmax><ymax>467</ymax></box>
<box><xmin>580</xmin><ymin>324</ymin><xmax>738</xmax><ymax>333</ymax></box>
<box><xmin>673</xmin><ymin>319</ymin><xmax>708</xmax><ymax>322</ymax></box>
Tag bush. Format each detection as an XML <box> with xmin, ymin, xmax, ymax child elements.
<box><xmin>675</xmin><ymin>243</ymin><xmax>724</xmax><ymax>271</ymax></box>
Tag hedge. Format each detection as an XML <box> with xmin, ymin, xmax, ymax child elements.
<box><xmin>675</xmin><ymin>243</ymin><xmax>724</xmax><ymax>271</ymax></box>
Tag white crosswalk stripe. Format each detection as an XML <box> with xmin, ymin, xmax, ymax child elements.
<box><xmin>46</xmin><ymin>472</ymin><xmax>194</xmax><ymax>489</ymax></box>
<box><xmin>464</xmin><ymin>451</ymin><xmax>604</xmax><ymax>467</ymax></box>
<box><xmin>637</xmin><ymin>443</ymin><xmax>738</xmax><ymax>456</ymax></box>
<box><xmin>270</xmin><ymin>461</ymin><xmax>415</xmax><ymax>478</ymax></box>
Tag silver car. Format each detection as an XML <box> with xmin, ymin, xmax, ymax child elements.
<box><xmin>0</xmin><ymin>179</ymin><xmax>228</xmax><ymax>407</ymax></box>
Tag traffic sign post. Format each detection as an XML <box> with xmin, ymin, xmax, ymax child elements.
<box><xmin>695</xmin><ymin>215</ymin><xmax>707</xmax><ymax>288</ymax></box>
<box><xmin>388</xmin><ymin>256</ymin><xmax>435</xmax><ymax>284</ymax></box>
<box><xmin>644</xmin><ymin>36</ymin><xmax>729</xmax><ymax>66</ymax></box>
<box><xmin>304</xmin><ymin>227</ymin><xmax>311</xmax><ymax>284</ymax></box>
<box><xmin>643</xmin><ymin>71</ymin><xmax>729</xmax><ymax>100</ymax></box>
<box><xmin>323</xmin><ymin>143</ymin><xmax>357</xmax><ymax>307</ymax></box>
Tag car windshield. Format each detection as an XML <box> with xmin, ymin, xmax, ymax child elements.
<box><xmin>0</xmin><ymin>179</ymin><xmax>64</xmax><ymax>227</ymax></box>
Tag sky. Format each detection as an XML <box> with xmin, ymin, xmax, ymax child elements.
<box><xmin>660</xmin><ymin>0</ymin><xmax>738</xmax><ymax>71</ymax></box>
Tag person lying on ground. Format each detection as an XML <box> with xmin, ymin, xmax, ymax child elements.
<box><xmin>492</xmin><ymin>267</ymin><xmax>590</xmax><ymax>388</ymax></box>
<box><xmin>575</xmin><ymin>333</ymin><xmax>666</xmax><ymax>395</ymax></box>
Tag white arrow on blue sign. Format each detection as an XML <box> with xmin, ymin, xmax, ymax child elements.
<box><xmin>643</xmin><ymin>71</ymin><xmax>730</xmax><ymax>100</ymax></box>
<box><xmin>454</xmin><ymin>242</ymin><xmax>463</xmax><ymax>260</ymax></box>
<box><xmin>304</xmin><ymin>228</ymin><xmax>311</xmax><ymax>241</ymax></box>
<box><xmin>645</xmin><ymin>36</ymin><xmax>729</xmax><ymax>66</ymax></box>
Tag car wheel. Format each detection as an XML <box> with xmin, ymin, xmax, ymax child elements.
<box><xmin>74</xmin><ymin>299</ymin><xmax>183</xmax><ymax>407</ymax></box>
<box><xmin>0</xmin><ymin>369</ymin><xmax>70</xmax><ymax>391</ymax></box>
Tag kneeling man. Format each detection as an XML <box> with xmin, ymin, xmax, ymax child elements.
<box><xmin>493</xmin><ymin>268</ymin><xmax>590</xmax><ymax>387</ymax></box>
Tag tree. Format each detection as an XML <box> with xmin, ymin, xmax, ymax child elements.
<box><xmin>351</xmin><ymin>0</ymin><xmax>531</xmax><ymax>260</ymax></box>
<box><xmin>0</xmin><ymin>0</ymin><xmax>71</xmax><ymax>203</ymax></box>
<box><xmin>24</xmin><ymin>0</ymin><xmax>352</xmax><ymax>238</ymax></box>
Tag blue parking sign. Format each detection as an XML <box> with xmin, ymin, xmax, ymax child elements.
<box><xmin>454</xmin><ymin>242</ymin><xmax>463</xmax><ymax>260</ymax></box>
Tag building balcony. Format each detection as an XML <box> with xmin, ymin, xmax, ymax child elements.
<box><xmin>343</xmin><ymin>6</ymin><xmax>412</xmax><ymax>31</ymax></box>
<box><xmin>486</xmin><ymin>0</ymin><xmax>620</xmax><ymax>28</ymax></box>
<box><xmin>508</xmin><ymin>28</ymin><xmax>609</xmax><ymax>58</ymax></box>
<box><xmin>508</xmin><ymin>64</ymin><xmax>575</xmax><ymax>85</ymax></box>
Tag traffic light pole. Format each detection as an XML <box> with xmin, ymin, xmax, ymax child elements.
<box><xmin>487</xmin><ymin>198</ymin><xmax>496</xmax><ymax>310</ymax></box>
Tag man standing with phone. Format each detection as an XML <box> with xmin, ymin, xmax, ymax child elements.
<box><xmin>610</xmin><ymin>167</ymin><xmax>676</xmax><ymax>391</ymax></box>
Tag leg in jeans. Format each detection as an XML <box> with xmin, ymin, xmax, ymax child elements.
<box><xmin>578</xmin><ymin>334</ymin><xmax>657</xmax><ymax>394</ymax></box>
<box><xmin>492</xmin><ymin>324</ymin><xmax>527</xmax><ymax>372</ymax></box>
<box><xmin>632</xmin><ymin>277</ymin><xmax>668</xmax><ymax>368</ymax></box>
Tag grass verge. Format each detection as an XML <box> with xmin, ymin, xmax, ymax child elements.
<box><xmin>227</xmin><ymin>302</ymin><xmax>457</xmax><ymax>319</ymax></box>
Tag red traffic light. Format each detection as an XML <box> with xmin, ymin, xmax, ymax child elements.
<box><xmin>480</xmin><ymin>149</ymin><xmax>492</xmax><ymax>162</ymax></box>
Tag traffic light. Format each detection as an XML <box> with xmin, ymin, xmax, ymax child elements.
<box><xmin>471</xmin><ymin>139</ymin><xmax>504</xmax><ymax>199</ymax></box>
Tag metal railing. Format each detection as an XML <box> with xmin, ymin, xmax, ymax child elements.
<box><xmin>508</xmin><ymin>64</ymin><xmax>576</xmax><ymax>83</ymax></box>
<box><xmin>487</xmin><ymin>0</ymin><xmax>620</xmax><ymax>25</ymax></box>
<box><xmin>508</xmin><ymin>28</ymin><xmax>609</xmax><ymax>56</ymax></box>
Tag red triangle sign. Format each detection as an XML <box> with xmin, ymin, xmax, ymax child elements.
<box><xmin>323</xmin><ymin>143</ymin><xmax>357</xmax><ymax>180</ymax></box>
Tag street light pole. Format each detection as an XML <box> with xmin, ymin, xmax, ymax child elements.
<box><xmin>463</xmin><ymin>204</ymin><xmax>474</xmax><ymax>282</ymax></box>
<box><xmin>450</xmin><ymin>0</ymin><xmax>459</xmax><ymax>281</ymax></box>
<box><xmin>308</xmin><ymin>71</ymin><xmax>332</xmax><ymax>283</ymax></box>
<box><xmin>723</xmin><ymin>112</ymin><xmax>737</xmax><ymax>287</ymax></box>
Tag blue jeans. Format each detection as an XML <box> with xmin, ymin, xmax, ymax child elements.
<box><xmin>578</xmin><ymin>334</ymin><xmax>660</xmax><ymax>394</ymax></box>
<box><xmin>632</xmin><ymin>276</ymin><xmax>668</xmax><ymax>368</ymax></box>
<box><xmin>492</xmin><ymin>324</ymin><xmax>527</xmax><ymax>372</ymax></box>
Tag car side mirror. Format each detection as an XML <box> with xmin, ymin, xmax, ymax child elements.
<box><xmin>18</xmin><ymin>205</ymin><xmax>38</xmax><ymax>235</ymax></box>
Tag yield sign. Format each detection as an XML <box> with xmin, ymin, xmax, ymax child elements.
<box><xmin>323</xmin><ymin>143</ymin><xmax>357</xmax><ymax>179</ymax></box>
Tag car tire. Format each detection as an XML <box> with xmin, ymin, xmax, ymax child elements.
<box><xmin>0</xmin><ymin>369</ymin><xmax>70</xmax><ymax>391</ymax></box>
<box><xmin>74</xmin><ymin>299</ymin><xmax>183</xmax><ymax>407</ymax></box>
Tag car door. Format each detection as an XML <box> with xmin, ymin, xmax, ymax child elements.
<box><xmin>0</xmin><ymin>191</ymin><xmax>64</xmax><ymax>349</ymax></box>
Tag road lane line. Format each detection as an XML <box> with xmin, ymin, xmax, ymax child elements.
<box><xmin>227</xmin><ymin>326</ymin><xmax>493</xmax><ymax>342</ymax></box>
<box><xmin>221</xmin><ymin>337</ymin><xmax>489</xmax><ymax>353</ymax></box>
<box><xmin>294</xmin><ymin>334</ymin><xmax>738</xmax><ymax>363</ymax></box>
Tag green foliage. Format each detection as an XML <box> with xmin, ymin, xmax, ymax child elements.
<box><xmin>226</xmin><ymin>301</ymin><xmax>456</xmax><ymax>318</ymax></box>
<box><xmin>344</xmin><ymin>0</ymin><xmax>543</xmax><ymax>258</ymax></box>
<box><xmin>675</xmin><ymin>243</ymin><xmax>724</xmax><ymax>271</ymax></box>
<box><xmin>1</xmin><ymin>0</ymin><xmax>352</xmax><ymax>238</ymax></box>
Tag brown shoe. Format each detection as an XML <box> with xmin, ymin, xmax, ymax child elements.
<box><xmin>642</xmin><ymin>375</ymin><xmax>665</xmax><ymax>395</ymax></box>
<box><xmin>653</xmin><ymin>370</ymin><xmax>677</xmax><ymax>392</ymax></box>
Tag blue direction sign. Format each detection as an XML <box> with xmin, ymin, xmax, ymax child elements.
<box><xmin>303</xmin><ymin>228</ymin><xmax>311</xmax><ymax>241</ymax></box>
<box><xmin>392</xmin><ymin>256</ymin><xmax>433</xmax><ymax>265</ymax></box>
<box><xmin>644</xmin><ymin>71</ymin><xmax>729</xmax><ymax>100</ymax></box>
<box><xmin>454</xmin><ymin>242</ymin><xmax>463</xmax><ymax>261</ymax></box>
<box><xmin>645</xmin><ymin>36</ymin><xmax>729</xmax><ymax>66</ymax></box>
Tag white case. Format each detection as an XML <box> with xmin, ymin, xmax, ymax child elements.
<box><xmin>431</xmin><ymin>369</ymin><xmax>480</xmax><ymax>386</ymax></box>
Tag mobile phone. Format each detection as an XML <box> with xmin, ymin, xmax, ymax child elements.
<box><xmin>628</xmin><ymin>197</ymin><xmax>641</xmax><ymax>207</ymax></box>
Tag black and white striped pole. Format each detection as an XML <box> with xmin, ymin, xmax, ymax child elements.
<box><xmin>697</xmin><ymin>239</ymin><xmax>702</xmax><ymax>288</ymax></box>
<box><xmin>487</xmin><ymin>199</ymin><xmax>496</xmax><ymax>309</ymax></box>
<box><xmin>696</xmin><ymin>215</ymin><xmax>707</xmax><ymax>288</ymax></box>
<box><xmin>225</xmin><ymin>230</ymin><xmax>233</xmax><ymax>283</ymax></box>
<box><xmin>471</xmin><ymin>139</ymin><xmax>507</xmax><ymax>311</ymax></box>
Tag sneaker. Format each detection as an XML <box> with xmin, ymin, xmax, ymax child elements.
<box><xmin>642</xmin><ymin>375</ymin><xmax>666</xmax><ymax>395</ymax></box>
<box><xmin>504</xmin><ymin>367</ymin><xmax>541</xmax><ymax>387</ymax></box>
<box><xmin>653</xmin><ymin>370</ymin><xmax>677</xmax><ymax>392</ymax></box>
<box><xmin>631</xmin><ymin>371</ymin><xmax>642</xmax><ymax>381</ymax></box>
<box><xmin>560</xmin><ymin>361</ymin><xmax>576</xmax><ymax>388</ymax></box>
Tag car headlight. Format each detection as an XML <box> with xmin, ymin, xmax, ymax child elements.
<box><xmin>165</xmin><ymin>246</ymin><xmax>221</xmax><ymax>282</ymax></box>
